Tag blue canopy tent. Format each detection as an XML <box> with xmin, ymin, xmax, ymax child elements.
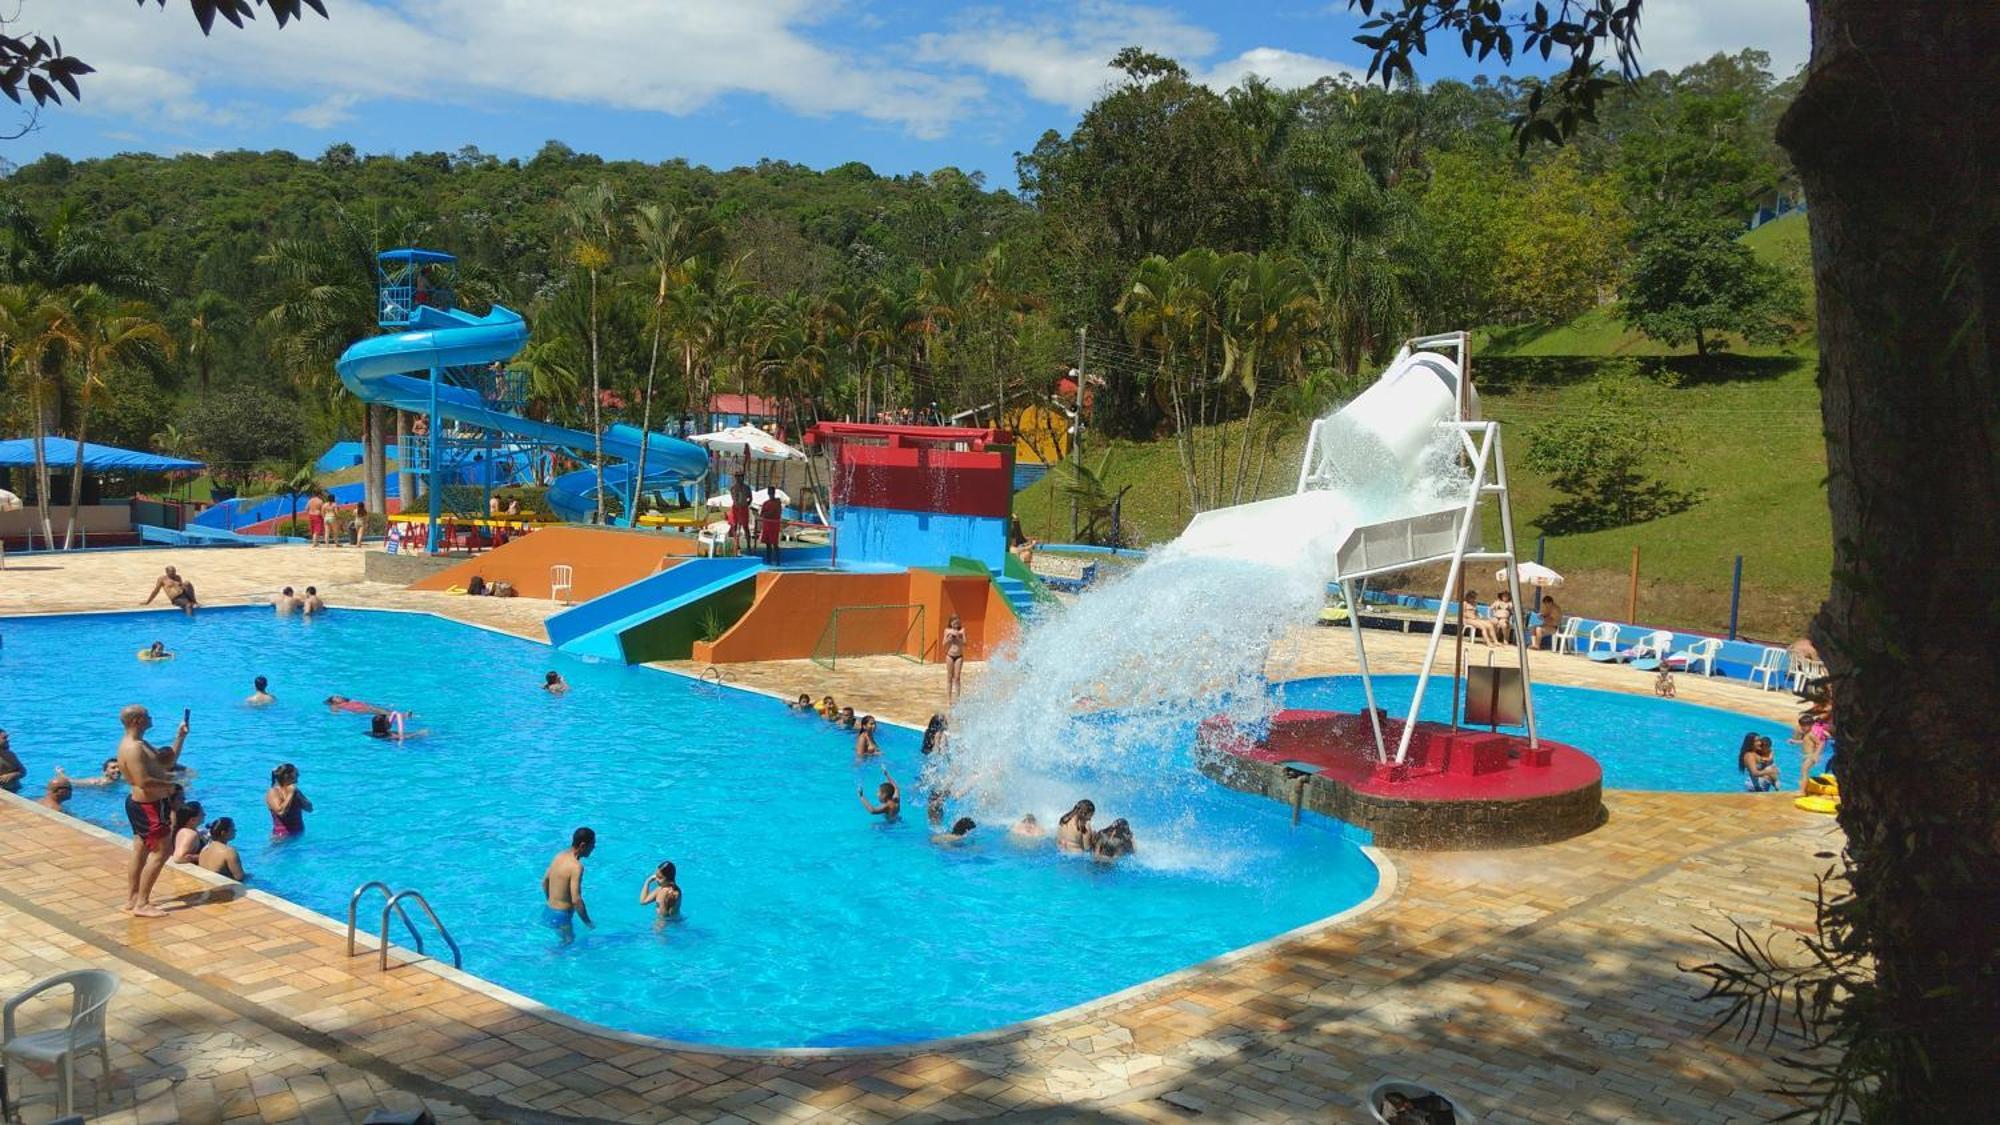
<box><xmin>0</xmin><ymin>438</ymin><xmax>204</xmax><ymax>473</ymax></box>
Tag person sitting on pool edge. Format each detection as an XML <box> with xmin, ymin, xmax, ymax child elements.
<box><xmin>1738</xmin><ymin>733</ymin><xmax>1780</xmax><ymax>792</ymax></box>
<box><xmin>198</xmin><ymin>817</ymin><xmax>248</xmax><ymax>882</ymax></box>
<box><xmin>544</xmin><ymin>671</ymin><xmax>569</xmax><ymax>695</ymax></box>
<box><xmin>274</xmin><ymin>586</ymin><xmax>301</xmax><ymax>616</ymax></box>
<box><xmin>541</xmin><ymin>827</ymin><xmax>597</xmax><ymax>942</ymax></box>
<box><xmin>639</xmin><ymin>860</ymin><xmax>681</xmax><ymax>924</ymax></box>
<box><xmin>246</xmin><ymin>676</ymin><xmax>275</xmax><ymax>707</ymax></box>
<box><xmin>142</xmin><ymin>565</ymin><xmax>199</xmax><ymax>616</ymax></box>
<box><xmin>857</xmin><ymin>767</ymin><xmax>901</xmax><ymax>821</ymax></box>
<box><xmin>932</xmin><ymin>817</ymin><xmax>977</xmax><ymax>846</ymax></box>
<box><xmin>1056</xmin><ymin>799</ymin><xmax>1096</xmax><ymax>852</ymax></box>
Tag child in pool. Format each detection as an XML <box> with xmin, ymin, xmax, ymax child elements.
<box><xmin>639</xmin><ymin>860</ymin><xmax>682</xmax><ymax>923</ymax></box>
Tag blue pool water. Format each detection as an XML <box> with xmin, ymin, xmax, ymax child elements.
<box><xmin>1275</xmin><ymin>676</ymin><xmax>1799</xmax><ymax>791</ymax></box>
<box><xmin>0</xmin><ymin>607</ymin><xmax>1380</xmax><ymax>1049</ymax></box>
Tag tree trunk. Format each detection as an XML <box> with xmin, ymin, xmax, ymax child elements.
<box><xmin>632</xmin><ymin>294</ymin><xmax>664</xmax><ymax>527</ymax></box>
<box><xmin>1778</xmin><ymin>2</ymin><xmax>2000</xmax><ymax>1115</ymax></box>
<box><xmin>364</xmin><ymin>405</ymin><xmax>387</xmax><ymax>519</ymax></box>
<box><xmin>62</xmin><ymin>367</ymin><xmax>91</xmax><ymax>550</ymax></box>
<box><xmin>589</xmin><ymin>269</ymin><xmax>605</xmax><ymax>524</ymax></box>
<box><xmin>1694</xmin><ymin>326</ymin><xmax>1708</xmax><ymax>356</ymax></box>
<box><xmin>30</xmin><ymin>377</ymin><xmax>52</xmax><ymax>547</ymax></box>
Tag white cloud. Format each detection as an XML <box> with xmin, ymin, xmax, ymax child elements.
<box><xmin>1193</xmin><ymin>47</ymin><xmax>1359</xmax><ymax>92</ymax></box>
<box><xmin>916</xmin><ymin>2</ymin><xmax>1353</xmax><ymax>111</ymax></box>
<box><xmin>1632</xmin><ymin>0</ymin><xmax>1809</xmax><ymax>77</ymax></box>
<box><xmin>54</xmin><ymin>0</ymin><xmax>987</xmax><ymax>140</ymax></box>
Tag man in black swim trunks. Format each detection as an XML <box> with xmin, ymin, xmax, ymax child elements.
<box><xmin>142</xmin><ymin>565</ymin><xmax>199</xmax><ymax>616</ymax></box>
<box><xmin>116</xmin><ymin>703</ymin><xmax>187</xmax><ymax>917</ymax></box>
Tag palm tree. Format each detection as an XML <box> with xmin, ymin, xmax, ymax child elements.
<box><xmin>44</xmin><ymin>286</ymin><xmax>174</xmax><ymax>547</ymax></box>
<box><xmin>823</xmin><ymin>287</ymin><xmax>883</xmax><ymax>420</ymax></box>
<box><xmin>0</xmin><ymin>284</ymin><xmax>58</xmax><ymax>541</ymax></box>
<box><xmin>179</xmin><ymin>290</ymin><xmax>241</xmax><ymax>394</ymax></box>
<box><xmin>917</xmin><ymin>262</ymin><xmax>975</xmax><ymax>416</ymax></box>
<box><xmin>628</xmin><ymin>201</ymin><xmax>702</xmax><ymax>524</ymax></box>
<box><xmin>1221</xmin><ymin>252</ymin><xmax>1315</xmax><ymax>505</ymax></box>
<box><xmin>561</xmin><ymin>182</ymin><xmax>617</xmax><ymax>522</ymax></box>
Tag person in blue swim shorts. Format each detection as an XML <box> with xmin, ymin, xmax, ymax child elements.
<box><xmin>540</xmin><ymin>826</ymin><xmax>596</xmax><ymax>944</ymax></box>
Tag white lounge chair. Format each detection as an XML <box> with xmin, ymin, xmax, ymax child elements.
<box><xmin>1789</xmin><ymin>655</ymin><xmax>1827</xmax><ymax>693</ymax></box>
<box><xmin>1629</xmin><ymin>630</ymin><xmax>1677</xmax><ymax>671</ymax></box>
<box><xmin>549</xmin><ymin>564</ymin><xmax>574</xmax><ymax>605</ymax></box>
<box><xmin>3</xmin><ymin>969</ymin><xmax>118</xmax><ymax>1118</ymax></box>
<box><xmin>1749</xmin><ymin>646</ymin><xmax>1787</xmax><ymax>691</ymax></box>
<box><xmin>1549</xmin><ymin>617</ymin><xmax>1584</xmax><ymax>655</ymax></box>
<box><xmin>1667</xmin><ymin>636</ymin><xmax>1724</xmax><ymax>676</ymax></box>
<box><xmin>1584</xmin><ymin>622</ymin><xmax>1624</xmax><ymax>661</ymax></box>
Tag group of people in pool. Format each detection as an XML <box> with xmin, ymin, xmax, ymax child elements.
<box><xmin>1733</xmin><ymin>675</ymin><xmax>1838</xmax><ymax>793</ymax></box>
<box><xmin>789</xmin><ymin>693</ymin><xmax>882</xmax><ymax>762</ymax></box>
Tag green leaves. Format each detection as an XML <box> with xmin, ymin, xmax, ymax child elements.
<box><xmin>1619</xmin><ymin>211</ymin><xmax>1804</xmax><ymax>355</ymax></box>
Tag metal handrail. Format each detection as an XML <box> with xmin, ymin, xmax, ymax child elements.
<box><xmin>380</xmin><ymin>890</ymin><xmax>462</xmax><ymax>971</ymax></box>
<box><xmin>347</xmin><ymin>880</ymin><xmax>425</xmax><ymax>958</ymax></box>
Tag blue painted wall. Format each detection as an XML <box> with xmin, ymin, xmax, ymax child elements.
<box><xmin>835</xmin><ymin>506</ymin><xmax>1007</xmax><ymax>571</ymax></box>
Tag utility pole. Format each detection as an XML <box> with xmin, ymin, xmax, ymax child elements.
<box><xmin>1073</xmin><ymin>326</ymin><xmax>1087</xmax><ymax>464</ymax></box>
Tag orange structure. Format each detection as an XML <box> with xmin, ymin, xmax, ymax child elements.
<box><xmin>691</xmin><ymin>568</ymin><xmax>1018</xmax><ymax>664</ymax></box>
<box><xmin>410</xmin><ymin>525</ymin><xmax>701</xmax><ymax>601</ymax></box>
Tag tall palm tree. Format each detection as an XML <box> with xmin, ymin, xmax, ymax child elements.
<box><xmin>179</xmin><ymin>290</ymin><xmax>241</xmax><ymax>394</ymax></box>
<box><xmin>44</xmin><ymin>286</ymin><xmax>174</xmax><ymax>547</ymax></box>
<box><xmin>561</xmin><ymin>182</ymin><xmax>618</xmax><ymax>522</ymax></box>
<box><xmin>1222</xmin><ymin>252</ymin><xmax>1315</xmax><ymax>504</ymax></box>
<box><xmin>629</xmin><ymin>201</ymin><xmax>702</xmax><ymax>523</ymax></box>
<box><xmin>917</xmin><ymin>262</ymin><xmax>975</xmax><ymax>416</ymax></box>
<box><xmin>823</xmin><ymin>287</ymin><xmax>883</xmax><ymax>420</ymax></box>
<box><xmin>0</xmin><ymin>284</ymin><xmax>59</xmax><ymax>540</ymax></box>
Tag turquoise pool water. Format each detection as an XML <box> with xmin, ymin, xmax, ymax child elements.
<box><xmin>1275</xmin><ymin>676</ymin><xmax>1799</xmax><ymax>791</ymax></box>
<box><xmin>0</xmin><ymin>607</ymin><xmax>1380</xmax><ymax>1049</ymax></box>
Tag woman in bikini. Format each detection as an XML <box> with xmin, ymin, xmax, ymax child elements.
<box><xmin>853</xmin><ymin>715</ymin><xmax>880</xmax><ymax>762</ymax></box>
<box><xmin>942</xmin><ymin>615</ymin><xmax>967</xmax><ymax>702</ymax></box>
<box><xmin>639</xmin><ymin>860</ymin><xmax>682</xmax><ymax>925</ymax></box>
<box><xmin>265</xmin><ymin>763</ymin><xmax>313</xmax><ymax>839</ymax></box>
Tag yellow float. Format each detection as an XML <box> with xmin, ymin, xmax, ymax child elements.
<box><xmin>1794</xmin><ymin>794</ymin><xmax>1840</xmax><ymax>815</ymax></box>
<box><xmin>1803</xmin><ymin>775</ymin><xmax>1839</xmax><ymax>798</ymax></box>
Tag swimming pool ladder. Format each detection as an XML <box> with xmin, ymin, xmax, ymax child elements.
<box><xmin>347</xmin><ymin>880</ymin><xmax>463</xmax><ymax>972</ymax></box>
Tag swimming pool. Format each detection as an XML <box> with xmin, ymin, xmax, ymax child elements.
<box><xmin>0</xmin><ymin>607</ymin><xmax>1382</xmax><ymax>1049</ymax></box>
<box><xmin>1275</xmin><ymin>676</ymin><xmax>1799</xmax><ymax>792</ymax></box>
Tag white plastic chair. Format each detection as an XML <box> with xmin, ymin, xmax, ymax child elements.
<box><xmin>1549</xmin><ymin>617</ymin><xmax>1584</xmax><ymax>655</ymax></box>
<box><xmin>549</xmin><ymin>565</ymin><xmax>574</xmax><ymax>605</ymax></box>
<box><xmin>1668</xmin><ymin>636</ymin><xmax>1724</xmax><ymax>676</ymax></box>
<box><xmin>1749</xmin><ymin>646</ymin><xmax>1786</xmax><ymax>691</ymax></box>
<box><xmin>3</xmin><ymin>969</ymin><xmax>118</xmax><ymax>1117</ymax></box>
<box><xmin>1584</xmin><ymin>621</ymin><xmax>1624</xmax><ymax>661</ymax></box>
<box><xmin>1629</xmin><ymin>630</ymin><xmax>1677</xmax><ymax>668</ymax></box>
<box><xmin>1789</xmin><ymin>655</ymin><xmax>1827</xmax><ymax>693</ymax></box>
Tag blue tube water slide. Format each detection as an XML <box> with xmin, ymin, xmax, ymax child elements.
<box><xmin>334</xmin><ymin>305</ymin><xmax>709</xmax><ymax>530</ymax></box>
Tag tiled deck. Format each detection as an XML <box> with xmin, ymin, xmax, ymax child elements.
<box><xmin>0</xmin><ymin>548</ymin><xmax>1837</xmax><ymax>1123</ymax></box>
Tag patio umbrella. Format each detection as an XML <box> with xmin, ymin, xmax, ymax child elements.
<box><xmin>704</xmin><ymin>488</ymin><xmax>790</xmax><ymax>508</ymax></box>
<box><xmin>1496</xmin><ymin>561</ymin><xmax>1564</xmax><ymax>587</ymax></box>
<box><xmin>0</xmin><ymin>489</ymin><xmax>19</xmax><ymax>512</ymax></box>
<box><xmin>688</xmin><ymin>424</ymin><xmax>806</xmax><ymax>462</ymax></box>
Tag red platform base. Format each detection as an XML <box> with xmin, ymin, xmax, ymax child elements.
<box><xmin>1199</xmin><ymin>709</ymin><xmax>1605</xmax><ymax>849</ymax></box>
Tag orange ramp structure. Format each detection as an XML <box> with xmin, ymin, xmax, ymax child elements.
<box><xmin>692</xmin><ymin>567</ymin><xmax>1018</xmax><ymax>665</ymax></box>
<box><xmin>408</xmin><ymin>525</ymin><xmax>701</xmax><ymax>601</ymax></box>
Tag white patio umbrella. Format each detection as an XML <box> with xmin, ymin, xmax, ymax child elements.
<box><xmin>688</xmin><ymin>424</ymin><xmax>806</xmax><ymax>462</ymax></box>
<box><xmin>0</xmin><ymin>489</ymin><xmax>20</xmax><ymax>512</ymax></box>
<box><xmin>704</xmin><ymin>487</ymin><xmax>790</xmax><ymax>508</ymax></box>
<box><xmin>1496</xmin><ymin>561</ymin><xmax>1564</xmax><ymax>587</ymax></box>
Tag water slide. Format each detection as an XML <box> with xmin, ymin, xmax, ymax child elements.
<box><xmin>1167</xmin><ymin>344</ymin><xmax>1478</xmax><ymax>579</ymax></box>
<box><xmin>335</xmin><ymin>305</ymin><xmax>708</xmax><ymax>525</ymax></box>
<box><xmin>545</xmin><ymin>557</ymin><xmax>765</xmax><ymax>663</ymax></box>
<box><xmin>544</xmin><ymin>423</ymin><xmax>704</xmax><ymax>523</ymax></box>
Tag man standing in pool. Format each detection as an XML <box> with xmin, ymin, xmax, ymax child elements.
<box><xmin>116</xmin><ymin>704</ymin><xmax>188</xmax><ymax>918</ymax></box>
<box><xmin>541</xmin><ymin>827</ymin><xmax>596</xmax><ymax>944</ymax></box>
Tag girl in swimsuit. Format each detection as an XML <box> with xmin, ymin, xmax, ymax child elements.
<box><xmin>170</xmin><ymin>801</ymin><xmax>207</xmax><ymax>863</ymax></box>
<box><xmin>853</xmin><ymin>715</ymin><xmax>880</xmax><ymax>761</ymax></box>
<box><xmin>1056</xmin><ymin>799</ymin><xmax>1096</xmax><ymax>852</ymax></box>
<box><xmin>265</xmin><ymin>763</ymin><xmax>313</xmax><ymax>839</ymax></box>
<box><xmin>920</xmin><ymin>713</ymin><xmax>947</xmax><ymax>756</ymax></box>
<box><xmin>942</xmin><ymin>616</ymin><xmax>967</xmax><ymax>702</ymax></box>
<box><xmin>639</xmin><ymin>860</ymin><xmax>682</xmax><ymax>925</ymax></box>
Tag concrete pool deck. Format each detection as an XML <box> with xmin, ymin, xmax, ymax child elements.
<box><xmin>0</xmin><ymin>546</ymin><xmax>1837</xmax><ymax>1123</ymax></box>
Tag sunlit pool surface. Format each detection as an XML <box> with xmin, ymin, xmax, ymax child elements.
<box><xmin>1275</xmin><ymin>675</ymin><xmax>1798</xmax><ymax>791</ymax></box>
<box><xmin>0</xmin><ymin>607</ymin><xmax>1381</xmax><ymax>1048</ymax></box>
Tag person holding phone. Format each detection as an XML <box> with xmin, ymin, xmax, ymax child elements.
<box><xmin>116</xmin><ymin>703</ymin><xmax>188</xmax><ymax>917</ymax></box>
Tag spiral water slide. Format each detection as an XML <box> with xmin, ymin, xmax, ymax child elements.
<box><xmin>1167</xmin><ymin>343</ymin><xmax>1480</xmax><ymax>578</ymax></box>
<box><xmin>334</xmin><ymin>305</ymin><xmax>708</xmax><ymax>522</ymax></box>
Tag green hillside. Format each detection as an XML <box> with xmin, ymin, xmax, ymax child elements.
<box><xmin>1019</xmin><ymin>213</ymin><xmax>1830</xmax><ymax>638</ymax></box>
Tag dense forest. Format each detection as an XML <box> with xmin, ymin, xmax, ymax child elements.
<box><xmin>1</xmin><ymin>46</ymin><xmax>1802</xmax><ymax>525</ymax></box>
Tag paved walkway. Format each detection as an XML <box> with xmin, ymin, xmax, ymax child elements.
<box><xmin>0</xmin><ymin>548</ymin><xmax>1837</xmax><ymax>1123</ymax></box>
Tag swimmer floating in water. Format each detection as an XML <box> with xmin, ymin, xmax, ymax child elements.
<box><xmin>324</xmin><ymin>695</ymin><xmax>402</xmax><ymax>717</ymax></box>
<box><xmin>137</xmin><ymin>640</ymin><xmax>173</xmax><ymax>661</ymax></box>
<box><xmin>932</xmin><ymin>817</ymin><xmax>977</xmax><ymax>846</ymax></box>
<box><xmin>544</xmin><ymin>671</ymin><xmax>569</xmax><ymax>695</ymax></box>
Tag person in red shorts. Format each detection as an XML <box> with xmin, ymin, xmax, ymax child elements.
<box><xmin>306</xmin><ymin>491</ymin><xmax>325</xmax><ymax>546</ymax></box>
<box><xmin>116</xmin><ymin>703</ymin><xmax>187</xmax><ymax>918</ymax></box>
<box><xmin>758</xmin><ymin>491</ymin><xmax>783</xmax><ymax>565</ymax></box>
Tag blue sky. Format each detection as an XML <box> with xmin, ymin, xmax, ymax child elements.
<box><xmin>11</xmin><ymin>0</ymin><xmax>1806</xmax><ymax>188</ymax></box>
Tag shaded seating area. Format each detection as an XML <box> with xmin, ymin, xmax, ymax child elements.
<box><xmin>0</xmin><ymin>439</ymin><xmax>204</xmax><ymax>550</ymax></box>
